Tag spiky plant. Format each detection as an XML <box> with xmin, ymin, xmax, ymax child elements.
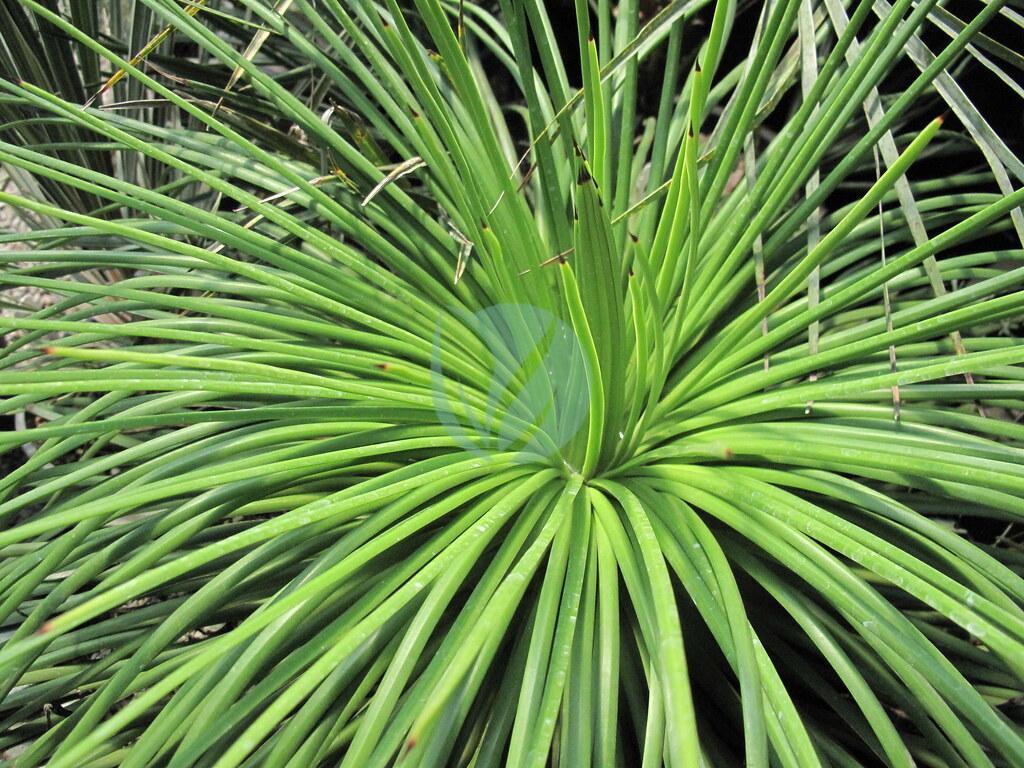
<box><xmin>1</xmin><ymin>0</ymin><xmax>1023</xmax><ymax>765</ymax></box>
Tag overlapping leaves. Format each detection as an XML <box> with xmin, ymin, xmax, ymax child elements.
<box><xmin>1</xmin><ymin>0</ymin><xmax>1023</xmax><ymax>766</ymax></box>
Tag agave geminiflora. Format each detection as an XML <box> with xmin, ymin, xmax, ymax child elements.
<box><xmin>1</xmin><ymin>0</ymin><xmax>1023</xmax><ymax>765</ymax></box>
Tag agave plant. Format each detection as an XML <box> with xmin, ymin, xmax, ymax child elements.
<box><xmin>1</xmin><ymin>0</ymin><xmax>1023</xmax><ymax>765</ymax></box>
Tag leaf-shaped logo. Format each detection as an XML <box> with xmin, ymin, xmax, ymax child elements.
<box><xmin>431</xmin><ymin>303</ymin><xmax>589</xmax><ymax>465</ymax></box>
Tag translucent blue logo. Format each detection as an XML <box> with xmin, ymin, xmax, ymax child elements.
<box><xmin>431</xmin><ymin>303</ymin><xmax>589</xmax><ymax>464</ymax></box>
